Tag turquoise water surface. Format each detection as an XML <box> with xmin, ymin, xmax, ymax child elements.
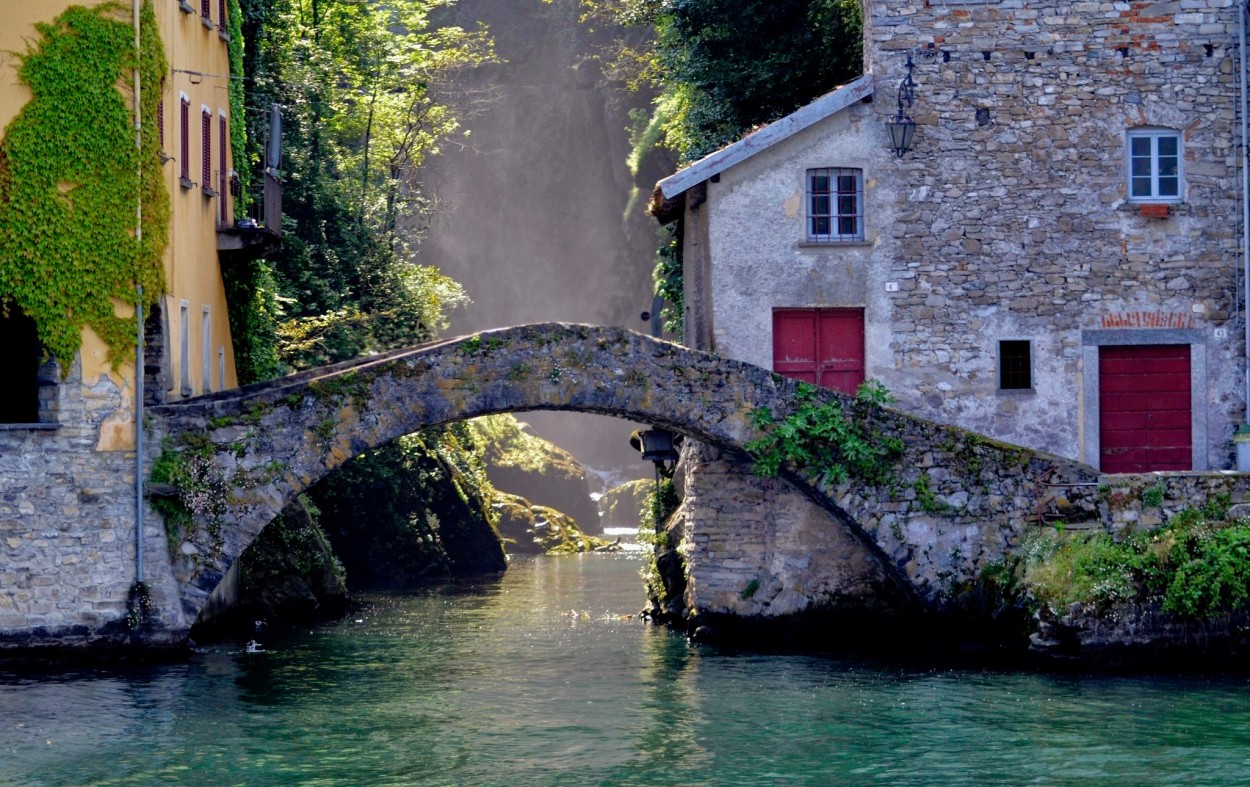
<box><xmin>3</xmin><ymin>554</ymin><xmax>1250</xmax><ymax>785</ymax></box>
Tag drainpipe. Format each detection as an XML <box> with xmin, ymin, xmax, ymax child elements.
<box><xmin>133</xmin><ymin>0</ymin><xmax>145</xmax><ymax>582</ymax></box>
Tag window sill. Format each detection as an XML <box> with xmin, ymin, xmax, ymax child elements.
<box><xmin>178</xmin><ymin>0</ymin><xmax>194</xmax><ymax>13</ymax></box>
<box><xmin>179</xmin><ymin>176</ymin><xmax>195</xmax><ymax>190</ymax></box>
<box><xmin>202</xmin><ymin>187</ymin><xmax>219</xmax><ymax>198</ymax></box>
<box><xmin>997</xmin><ymin>387</ymin><xmax>1035</xmax><ymax>396</ymax></box>
<box><xmin>218</xmin><ymin>28</ymin><xmax>231</xmax><ymax>43</ymax></box>
<box><xmin>201</xmin><ymin>15</ymin><xmax>215</xmax><ymax>30</ymax></box>
<box><xmin>0</xmin><ymin>423</ymin><xmax>61</xmax><ymax>432</ymax></box>
<box><xmin>797</xmin><ymin>240</ymin><xmax>872</xmax><ymax>249</ymax></box>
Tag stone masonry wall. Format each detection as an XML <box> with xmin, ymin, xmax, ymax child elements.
<box><xmin>866</xmin><ymin>0</ymin><xmax>1245</xmax><ymax>468</ymax></box>
<box><xmin>0</xmin><ymin>359</ymin><xmax>181</xmax><ymax>648</ymax></box>
<box><xmin>700</xmin><ymin>0</ymin><xmax>1246</xmax><ymax>472</ymax></box>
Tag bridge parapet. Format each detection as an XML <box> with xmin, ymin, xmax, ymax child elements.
<box><xmin>145</xmin><ymin>323</ymin><xmax>1102</xmax><ymax>631</ymax></box>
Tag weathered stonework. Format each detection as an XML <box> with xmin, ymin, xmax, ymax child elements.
<box><xmin>0</xmin><ymin>357</ymin><xmax>179</xmax><ymax>649</ymax></box>
<box><xmin>670</xmin><ymin>0</ymin><xmax>1246</xmax><ymax>470</ymax></box>
<box><xmin>144</xmin><ymin>324</ymin><xmax>1112</xmax><ymax>641</ymax></box>
<box><xmin>653</xmin><ymin>1</ymin><xmax>1250</xmax><ymax>637</ymax></box>
<box><xmin>7</xmin><ymin>324</ymin><xmax>1250</xmax><ymax>651</ymax></box>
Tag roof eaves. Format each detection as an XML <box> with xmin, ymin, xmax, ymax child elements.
<box><xmin>654</xmin><ymin>74</ymin><xmax>875</xmax><ymax>203</ymax></box>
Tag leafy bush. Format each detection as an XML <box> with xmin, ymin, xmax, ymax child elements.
<box><xmin>1021</xmin><ymin>510</ymin><xmax>1250</xmax><ymax>619</ymax></box>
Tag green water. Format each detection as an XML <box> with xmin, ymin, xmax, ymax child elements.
<box><xmin>3</xmin><ymin>554</ymin><xmax>1250</xmax><ymax>785</ymax></box>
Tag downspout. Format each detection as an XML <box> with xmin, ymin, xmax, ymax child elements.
<box><xmin>133</xmin><ymin>0</ymin><xmax>145</xmax><ymax>583</ymax></box>
<box><xmin>1242</xmin><ymin>0</ymin><xmax>1249</xmax><ymax>419</ymax></box>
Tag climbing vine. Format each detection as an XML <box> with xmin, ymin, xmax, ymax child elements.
<box><xmin>0</xmin><ymin>2</ymin><xmax>168</xmax><ymax>372</ymax></box>
<box><xmin>746</xmin><ymin>380</ymin><xmax>904</xmax><ymax>487</ymax></box>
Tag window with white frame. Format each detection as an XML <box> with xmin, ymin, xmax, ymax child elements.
<box><xmin>1128</xmin><ymin>128</ymin><xmax>1181</xmax><ymax>202</ymax></box>
<box><xmin>806</xmin><ymin>168</ymin><xmax>864</xmax><ymax>242</ymax></box>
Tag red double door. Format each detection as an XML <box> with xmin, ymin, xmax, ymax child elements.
<box><xmin>772</xmin><ymin>308</ymin><xmax>865</xmax><ymax>395</ymax></box>
<box><xmin>1099</xmin><ymin>344</ymin><xmax>1192</xmax><ymax>472</ymax></box>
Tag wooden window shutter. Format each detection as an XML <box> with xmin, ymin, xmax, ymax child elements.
<box><xmin>201</xmin><ymin>109</ymin><xmax>211</xmax><ymax>188</ymax></box>
<box><xmin>179</xmin><ymin>98</ymin><xmax>190</xmax><ymax>182</ymax></box>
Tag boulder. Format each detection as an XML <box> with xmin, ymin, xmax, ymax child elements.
<box><xmin>191</xmin><ymin>495</ymin><xmax>349</xmax><ymax>641</ymax></box>
<box><xmin>598</xmin><ymin>478</ymin><xmax>652</xmax><ymax>530</ymax></box>
<box><xmin>473</xmin><ymin>416</ymin><xmax>600</xmax><ymax>533</ymax></box>
<box><xmin>493</xmin><ymin>491</ymin><xmax>612</xmax><ymax>555</ymax></box>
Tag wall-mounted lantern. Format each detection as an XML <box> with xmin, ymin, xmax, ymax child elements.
<box><xmin>886</xmin><ymin>53</ymin><xmax>918</xmax><ymax>158</ymax></box>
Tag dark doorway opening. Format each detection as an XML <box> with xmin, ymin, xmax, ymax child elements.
<box><xmin>0</xmin><ymin>307</ymin><xmax>43</xmax><ymax>424</ymax></box>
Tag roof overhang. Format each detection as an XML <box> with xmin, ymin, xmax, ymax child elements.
<box><xmin>651</xmin><ymin>74</ymin><xmax>874</xmax><ymax>223</ymax></box>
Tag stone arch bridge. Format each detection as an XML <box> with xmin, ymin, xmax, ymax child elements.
<box><xmin>145</xmin><ymin>323</ymin><xmax>1101</xmax><ymax>636</ymax></box>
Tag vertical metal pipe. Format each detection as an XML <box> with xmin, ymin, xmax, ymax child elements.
<box><xmin>134</xmin><ymin>0</ymin><xmax>145</xmax><ymax>583</ymax></box>
<box><xmin>1241</xmin><ymin>0</ymin><xmax>1250</xmax><ymax>427</ymax></box>
<box><xmin>136</xmin><ymin>289</ymin><xmax>145</xmax><ymax>583</ymax></box>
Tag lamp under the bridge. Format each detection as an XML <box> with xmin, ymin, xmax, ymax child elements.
<box><xmin>631</xmin><ymin>428</ymin><xmax>680</xmax><ymax>466</ymax></box>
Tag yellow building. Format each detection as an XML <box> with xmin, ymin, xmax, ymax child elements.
<box><xmin>0</xmin><ymin>0</ymin><xmax>248</xmax><ymax>445</ymax></box>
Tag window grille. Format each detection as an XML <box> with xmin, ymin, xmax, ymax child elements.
<box><xmin>999</xmin><ymin>340</ymin><xmax>1032</xmax><ymax>390</ymax></box>
<box><xmin>806</xmin><ymin>168</ymin><xmax>864</xmax><ymax>243</ymax></box>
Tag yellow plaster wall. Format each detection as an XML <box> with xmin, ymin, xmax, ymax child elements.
<box><xmin>0</xmin><ymin>0</ymin><xmax>240</xmax><ymax>443</ymax></box>
<box><xmin>157</xmin><ymin>0</ymin><xmax>239</xmax><ymax>400</ymax></box>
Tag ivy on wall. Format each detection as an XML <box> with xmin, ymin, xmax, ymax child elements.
<box><xmin>0</xmin><ymin>1</ymin><xmax>169</xmax><ymax>372</ymax></box>
<box><xmin>226</xmin><ymin>0</ymin><xmax>247</xmax><ymax>210</ymax></box>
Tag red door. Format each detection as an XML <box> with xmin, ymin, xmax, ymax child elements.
<box><xmin>1099</xmin><ymin>344</ymin><xmax>1191</xmax><ymax>472</ymax></box>
<box><xmin>773</xmin><ymin>308</ymin><xmax>865</xmax><ymax>395</ymax></box>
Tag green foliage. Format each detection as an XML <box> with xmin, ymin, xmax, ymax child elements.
<box><xmin>239</xmin><ymin>0</ymin><xmax>488</xmax><ymax>372</ymax></box>
<box><xmin>308</xmin><ymin>428</ymin><xmax>503</xmax><ymax>586</ymax></box>
<box><xmin>226</xmin><ymin>0</ymin><xmax>248</xmax><ymax>210</ymax></box>
<box><xmin>467</xmin><ymin>414</ymin><xmax>564</xmax><ymax>474</ymax></box>
<box><xmin>1021</xmin><ymin>508</ymin><xmax>1250</xmax><ymax>619</ymax></box>
<box><xmin>149</xmin><ymin>440</ymin><xmax>228</xmax><ymax>559</ymax></box>
<box><xmin>653</xmin><ymin>224</ymin><xmax>683</xmax><ymax>335</ymax></box>
<box><xmin>0</xmin><ymin>2</ymin><xmax>168</xmax><ymax>371</ymax></box>
<box><xmin>639</xmin><ymin>477</ymin><xmax>679</xmax><ymax>543</ymax></box>
<box><xmin>222</xmin><ymin>258</ymin><xmax>282</xmax><ymax>384</ymax></box>
<box><xmin>238</xmin><ymin>495</ymin><xmax>345</xmax><ymax>587</ymax></box>
<box><xmin>1142</xmin><ymin>483</ymin><xmax>1166</xmax><ymax>508</ymax></box>
<box><xmin>912</xmin><ymin>473</ymin><xmax>952</xmax><ymax>515</ymax></box>
<box><xmin>745</xmin><ymin>380</ymin><xmax>904</xmax><ymax>487</ymax></box>
<box><xmin>740</xmin><ymin>579</ymin><xmax>760</xmax><ymax>600</ymax></box>
<box><xmin>573</xmin><ymin>0</ymin><xmax>863</xmax><ymax>163</ymax></box>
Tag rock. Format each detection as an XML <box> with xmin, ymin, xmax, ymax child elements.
<box><xmin>473</xmin><ymin>416</ymin><xmax>600</xmax><ymax>533</ymax></box>
<box><xmin>598</xmin><ymin>479</ymin><xmax>652</xmax><ymax>530</ymax></box>
<box><xmin>493</xmin><ymin>491</ymin><xmax>610</xmax><ymax>555</ymax></box>
<box><xmin>311</xmin><ymin>433</ymin><xmax>506</xmax><ymax>589</ymax></box>
<box><xmin>493</xmin><ymin>492</ymin><xmax>543</xmax><ymax>555</ymax></box>
<box><xmin>191</xmin><ymin>495</ymin><xmax>349</xmax><ymax>642</ymax></box>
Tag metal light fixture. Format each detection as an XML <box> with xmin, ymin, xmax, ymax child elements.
<box><xmin>630</xmin><ymin>428</ymin><xmax>680</xmax><ymax>470</ymax></box>
<box><xmin>887</xmin><ymin>53</ymin><xmax>918</xmax><ymax>158</ymax></box>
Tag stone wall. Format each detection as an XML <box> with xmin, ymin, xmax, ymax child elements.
<box><xmin>0</xmin><ymin>359</ymin><xmax>181</xmax><ymax>649</ymax></box>
<box><xmin>692</xmin><ymin>0</ymin><xmax>1245</xmax><ymax>471</ymax></box>
<box><xmin>866</xmin><ymin>0</ymin><xmax>1245</xmax><ymax>469</ymax></box>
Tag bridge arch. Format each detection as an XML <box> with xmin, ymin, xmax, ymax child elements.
<box><xmin>147</xmin><ymin>323</ymin><xmax>1099</xmax><ymax>628</ymax></box>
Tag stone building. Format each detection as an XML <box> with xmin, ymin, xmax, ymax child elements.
<box><xmin>655</xmin><ymin>0</ymin><xmax>1247</xmax><ymax>474</ymax></box>
<box><xmin>649</xmin><ymin>0</ymin><xmax>1250</xmax><ymax>621</ymax></box>
<box><xmin>0</xmin><ymin>1</ymin><xmax>274</xmax><ymax>644</ymax></box>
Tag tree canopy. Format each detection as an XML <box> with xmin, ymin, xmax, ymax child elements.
<box><xmin>231</xmin><ymin>0</ymin><xmax>492</xmax><ymax>379</ymax></box>
<box><xmin>574</xmin><ymin>0</ymin><xmax>863</xmax><ymax>163</ymax></box>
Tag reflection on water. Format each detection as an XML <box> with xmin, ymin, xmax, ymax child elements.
<box><xmin>3</xmin><ymin>554</ymin><xmax>1250</xmax><ymax>786</ymax></box>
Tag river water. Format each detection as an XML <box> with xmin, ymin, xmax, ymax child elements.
<box><xmin>3</xmin><ymin>553</ymin><xmax>1250</xmax><ymax>785</ymax></box>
